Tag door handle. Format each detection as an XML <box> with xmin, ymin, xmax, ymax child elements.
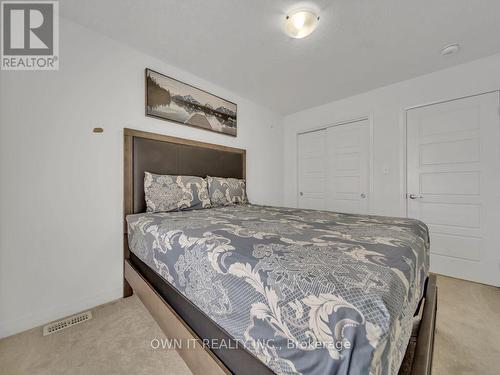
<box><xmin>408</xmin><ymin>193</ymin><xmax>423</xmax><ymax>200</ymax></box>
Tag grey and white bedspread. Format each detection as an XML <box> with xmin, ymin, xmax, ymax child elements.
<box><xmin>127</xmin><ymin>205</ymin><xmax>429</xmax><ymax>375</ymax></box>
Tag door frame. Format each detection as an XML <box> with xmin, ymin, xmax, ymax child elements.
<box><xmin>296</xmin><ymin>115</ymin><xmax>374</xmax><ymax>212</ymax></box>
<box><xmin>401</xmin><ymin>89</ymin><xmax>500</xmax><ymax>217</ymax></box>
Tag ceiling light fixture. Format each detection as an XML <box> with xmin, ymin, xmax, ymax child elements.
<box><xmin>440</xmin><ymin>43</ymin><xmax>460</xmax><ymax>57</ymax></box>
<box><xmin>284</xmin><ymin>9</ymin><xmax>320</xmax><ymax>39</ymax></box>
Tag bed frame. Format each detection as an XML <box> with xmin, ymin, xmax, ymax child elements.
<box><xmin>123</xmin><ymin>128</ymin><xmax>437</xmax><ymax>375</ymax></box>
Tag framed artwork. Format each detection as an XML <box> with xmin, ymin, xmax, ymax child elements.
<box><xmin>145</xmin><ymin>68</ymin><xmax>237</xmax><ymax>136</ymax></box>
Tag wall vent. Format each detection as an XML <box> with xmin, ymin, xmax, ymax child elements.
<box><xmin>43</xmin><ymin>311</ymin><xmax>93</xmax><ymax>336</ymax></box>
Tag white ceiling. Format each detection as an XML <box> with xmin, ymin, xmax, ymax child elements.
<box><xmin>61</xmin><ymin>0</ymin><xmax>500</xmax><ymax>114</ymax></box>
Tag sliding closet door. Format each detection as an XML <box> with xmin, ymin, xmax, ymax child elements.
<box><xmin>297</xmin><ymin>129</ymin><xmax>326</xmax><ymax>209</ymax></box>
<box><xmin>326</xmin><ymin>119</ymin><xmax>370</xmax><ymax>214</ymax></box>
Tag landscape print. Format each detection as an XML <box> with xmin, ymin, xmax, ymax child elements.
<box><xmin>146</xmin><ymin>69</ymin><xmax>237</xmax><ymax>136</ymax></box>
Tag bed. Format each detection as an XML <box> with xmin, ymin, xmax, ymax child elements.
<box><xmin>123</xmin><ymin>128</ymin><xmax>437</xmax><ymax>375</ymax></box>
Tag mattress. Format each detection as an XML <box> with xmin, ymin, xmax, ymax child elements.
<box><xmin>127</xmin><ymin>205</ymin><xmax>429</xmax><ymax>375</ymax></box>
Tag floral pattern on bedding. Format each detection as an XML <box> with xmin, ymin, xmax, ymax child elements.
<box><xmin>127</xmin><ymin>205</ymin><xmax>429</xmax><ymax>375</ymax></box>
<box><xmin>144</xmin><ymin>173</ymin><xmax>211</xmax><ymax>213</ymax></box>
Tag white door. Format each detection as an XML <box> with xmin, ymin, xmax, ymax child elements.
<box><xmin>297</xmin><ymin>129</ymin><xmax>326</xmax><ymax>209</ymax></box>
<box><xmin>407</xmin><ymin>92</ymin><xmax>500</xmax><ymax>286</ymax></box>
<box><xmin>326</xmin><ymin>119</ymin><xmax>370</xmax><ymax>214</ymax></box>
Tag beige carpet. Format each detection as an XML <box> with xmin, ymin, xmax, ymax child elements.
<box><xmin>0</xmin><ymin>297</ymin><xmax>191</xmax><ymax>375</ymax></box>
<box><xmin>1</xmin><ymin>275</ymin><xmax>499</xmax><ymax>375</ymax></box>
<box><xmin>432</xmin><ymin>276</ymin><xmax>500</xmax><ymax>375</ymax></box>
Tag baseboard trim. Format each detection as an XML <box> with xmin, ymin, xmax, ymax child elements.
<box><xmin>0</xmin><ymin>287</ymin><xmax>122</xmax><ymax>339</ymax></box>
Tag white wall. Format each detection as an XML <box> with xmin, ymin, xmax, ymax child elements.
<box><xmin>0</xmin><ymin>18</ymin><xmax>284</xmax><ymax>338</ymax></box>
<box><xmin>283</xmin><ymin>53</ymin><xmax>500</xmax><ymax>216</ymax></box>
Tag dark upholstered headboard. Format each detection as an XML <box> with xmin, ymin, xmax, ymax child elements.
<box><xmin>124</xmin><ymin>128</ymin><xmax>246</xmax><ymax>215</ymax></box>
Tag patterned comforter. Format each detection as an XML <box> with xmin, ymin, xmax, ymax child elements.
<box><xmin>127</xmin><ymin>205</ymin><xmax>429</xmax><ymax>375</ymax></box>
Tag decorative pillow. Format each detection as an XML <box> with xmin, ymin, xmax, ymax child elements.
<box><xmin>206</xmin><ymin>176</ymin><xmax>248</xmax><ymax>207</ymax></box>
<box><xmin>144</xmin><ymin>173</ymin><xmax>211</xmax><ymax>213</ymax></box>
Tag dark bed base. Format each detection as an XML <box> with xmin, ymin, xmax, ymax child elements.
<box><xmin>409</xmin><ymin>274</ymin><xmax>437</xmax><ymax>375</ymax></box>
<box><xmin>127</xmin><ymin>253</ymin><xmax>437</xmax><ymax>375</ymax></box>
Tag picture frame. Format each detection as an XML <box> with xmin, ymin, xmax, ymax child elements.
<box><xmin>145</xmin><ymin>68</ymin><xmax>237</xmax><ymax>137</ymax></box>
